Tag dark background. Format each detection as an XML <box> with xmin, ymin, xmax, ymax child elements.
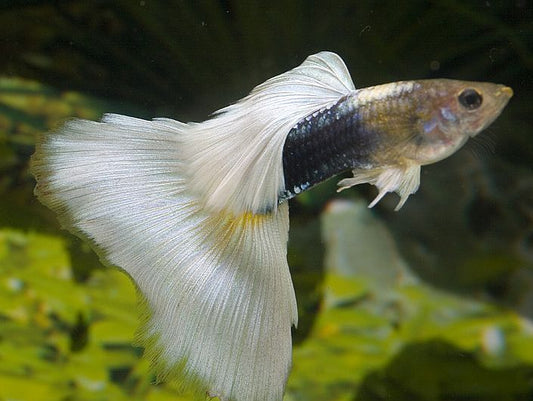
<box><xmin>3</xmin><ymin>0</ymin><xmax>531</xmax><ymax>298</ymax></box>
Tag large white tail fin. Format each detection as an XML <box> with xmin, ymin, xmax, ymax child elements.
<box><xmin>32</xmin><ymin>114</ymin><xmax>297</xmax><ymax>401</ymax></box>
<box><xmin>32</xmin><ymin>51</ymin><xmax>356</xmax><ymax>401</ymax></box>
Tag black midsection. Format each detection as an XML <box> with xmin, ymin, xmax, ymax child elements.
<box><xmin>280</xmin><ymin>96</ymin><xmax>379</xmax><ymax>201</ymax></box>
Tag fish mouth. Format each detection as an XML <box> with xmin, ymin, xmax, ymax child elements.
<box><xmin>497</xmin><ymin>86</ymin><xmax>514</xmax><ymax>99</ymax></box>
<box><xmin>468</xmin><ymin>85</ymin><xmax>513</xmax><ymax>138</ymax></box>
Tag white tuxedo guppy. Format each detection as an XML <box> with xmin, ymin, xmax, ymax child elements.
<box><xmin>32</xmin><ymin>52</ymin><xmax>512</xmax><ymax>401</ymax></box>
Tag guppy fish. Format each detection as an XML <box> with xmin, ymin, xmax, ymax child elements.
<box><xmin>31</xmin><ymin>52</ymin><xmax>512</xmax><ymax>401</ymax></box>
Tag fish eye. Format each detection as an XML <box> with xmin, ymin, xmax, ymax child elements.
<box><xmin>458</xmin><ymin>88</ymin><xmax>483</xmax><ymax>110</ymax></box>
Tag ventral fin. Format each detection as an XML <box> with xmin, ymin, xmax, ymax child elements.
<box><xmin>337</xmin><ymin>163</ymin><xmax>421</xmax><ymax>211</ymax></box>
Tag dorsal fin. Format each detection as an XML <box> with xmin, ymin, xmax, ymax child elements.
<box><xmin>181</xmin><ymin>51</ymin><xmax>356</xmax><ymax>214</ymax></box>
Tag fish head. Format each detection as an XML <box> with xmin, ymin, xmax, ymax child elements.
<box><xmin>406</xmin><ymin>79</ymin><xmax>513</xmax><ymax>165</ymax></box>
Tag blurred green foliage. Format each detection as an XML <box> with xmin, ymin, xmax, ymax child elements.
<box><xmin>288</xmin><ymin>272</ymin><xmax>533</xmax><ymax>401</ymax></box>
<box><xmin>3</xmin><ymin>224</ymin><xmax>533</xmax><ymax>401</ymax></box>
<box><xmin>0</xmin><ymin>228</ymin><xmax>195</xmax><ymax>401</ymax></box>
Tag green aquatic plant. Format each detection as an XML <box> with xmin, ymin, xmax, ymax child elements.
<box><xmin>0</xmin><ymin>228</ymin><xmax>200</xmax><ymax>400</ymax></box>
<box><xmin>4</xmin><ymin>202</ymin><xmax>533</xmax><ymax>400</ymax></box>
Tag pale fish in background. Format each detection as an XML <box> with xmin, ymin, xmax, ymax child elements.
<box><xmin>31</xmin><ymin>52</ymin><xmax>512</xmax><ymax>401</ymax></box>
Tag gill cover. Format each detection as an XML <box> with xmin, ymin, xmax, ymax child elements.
<box><xmin>31</xmin><ymin>52</ymin><xmax>357</xmax><ymax>401</ymax></box>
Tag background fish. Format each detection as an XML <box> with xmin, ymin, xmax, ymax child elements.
<box><xmin>31</xmin><ymin>52</ymin><xmax>512</xmax><ymax>401</ymax></box>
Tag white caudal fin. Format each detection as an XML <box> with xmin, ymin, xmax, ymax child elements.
<box><xmin>180</xmin><ymin>51</ymin><xmax>356</xmax><ymax>214</ymax></box>
<box><xmin>32</xmin><ymin>114</ymin><xmax>297</xmax><ymax>401</ymax></box>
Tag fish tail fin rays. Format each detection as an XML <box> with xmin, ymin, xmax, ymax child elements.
<box><xmin>31</xmin><ymin>115</ymin><xmax>297</xmax><ymax>401</ymax></box>
<box><xmin>142</xmin><ymin>205</ymin><xmax>297</xmax><ymax>401</ymax></box>
<box><xmin>180</xmin><ymin>51</ymin><xmax>356</xmax><ymax>215</ymax></box>
<box><xmin>337</xmin><ymin>164</ymin><xmax>421</xmax><ymax>211</ymax></box>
